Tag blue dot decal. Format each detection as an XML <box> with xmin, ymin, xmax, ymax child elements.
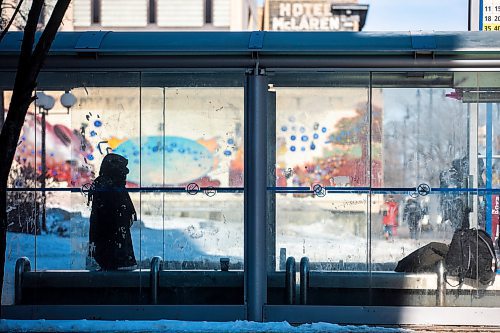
<box><xmin>224</xmin><ymin>150</ymin><xmax>232</xmax><ymax>156</ymax></box>
<box><xmin>90</xmin><ymin>130</ymin><xmax>97</xmax><ymax>137</ymax></box>
<box><xmin>291</xmin><ymin>135</ymin><xmax>296</xmax><ymax>141</ymax></box>
<box><xmin>321</xmin><ymin>127</ymin><xmax>327</xmax><ymax>133</ymax></box>
<box><xmin>281</xmin><ymin>126</ymin><xmax>288</xmax><ymax>132</ymax></box>
<box><xmin>87</xmin><ymin>154</ymin><xmax>94</xmax><ymax>161</ymax></box>
<box><xmin>313</xmin><ymin>133</ymin><xmax>319</xmax><ymax>139</ymax></box>
<box><xmin>300</xmin><ymin>126</ymin><xmax>305</xmax><ymax>133</ymax></box>
<box><xmin>94</xmin><ymin>120</ymin><xmax>102</xmax><ymax>127</ymax></box>
<box><xmin>290</xmin><ymin>146</ymin><xmax>296</xmax><ymax>152</ymax></box>
<box><xmin>301</xmin><ymin>135</ymin><xmax>309</xmax><ymax>142</ymax></box>
<box><xmin>301</xmin><ymin>147</ymin><xmax>306</xmax><ymax>151</ymax></box>
<box><xmin>310</xmin><ymin>143</ymin><xmax>316</xmax><ymax>150</ymax></box>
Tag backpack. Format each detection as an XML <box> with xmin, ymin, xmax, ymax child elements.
<box><xmin>445</xmin><ymin>228</ymin><xmax>497</xmax><ymax>285</ymax></box>
<box><xmin>395</xmin><ymin>242</ymin><xmax>448</xmax><ymax>273</ymax></box>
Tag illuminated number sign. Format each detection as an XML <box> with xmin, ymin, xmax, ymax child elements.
<box><xmin>480</xmin><ymin>0</ymin><xmax>500</xmax><ymax>30</ymax></box>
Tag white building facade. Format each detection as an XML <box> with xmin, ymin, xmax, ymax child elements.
<box><xmin>71</xmin><ymin>0</ymin><xmax>258</xmax><ymax>31</ymax></box>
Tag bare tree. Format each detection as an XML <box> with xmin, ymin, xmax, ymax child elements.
<box><xmin>0</xmin><ymin>0</ymin><xmax>25</xmax><ymax>42</ymax></box>
<box><xmin>0</xmin><ymin>0</ymin><xmax>71</xmax><ymax>308</ymax></box>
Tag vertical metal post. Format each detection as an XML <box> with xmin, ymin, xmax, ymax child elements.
<box><xmin>416</xmin><ymin>89</ymin><xmax>421</xmax><ymax>183</ymax></box>
<box><xmin>40</xmin><ymin>108</ymin><xmax>47</xmax><ymax>234</ymax></box>
<box><xmin>244</xmin><ymin>70</ymin><xmax>268</xmax><ymax>322</ymax></box>
<box><xmin>279</xmin><ymin>248</ymin><xmax>286</xmax><ymax>271</ymax></box>
<box><xmin>486</xmin><ymin>103</ymin><xmax>493</xmax><ymax>234</ymax></box>
<box><xmin>436</xmin><ymin>260</ymin><xmax>446</xmax><ymax>306</ymax></box>
<box><xmin>299</xmin><ymin>257</ymin><xmax>309</xmax><ymax>305</ymax></box>
<box><xmin>469</xmin><ymin>101</ymin><xmax>479</xmax><ymax>228</ymax></box>
<box><xmin>150</xmin><ymin>256</ymin><xmax>161</xmax><ymax>305</ymax></box>
<box><xmin>15</xmin><ymin>257</ymin><xmax>31</xmax><ymax>305</ymax></box>
<box><xmin>285</xmin><ymin>256</ymin><xmax>296</xmax><ymax>305</ymax></box>
<box><xmin>267</xmin><ymin>90</ymin><xmax>277</xmax><ymax>272</ymax></box>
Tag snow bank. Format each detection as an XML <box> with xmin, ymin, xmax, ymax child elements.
<box><xmin>0</xmin><ymin>319</ymin><xmax>412</xmax><ymax>332</ymax></box>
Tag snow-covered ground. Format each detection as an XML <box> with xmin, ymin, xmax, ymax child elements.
<box><xmin>0</xmin><ymin>319</ymin><xmax>413</xmax><ymax>332</ymax></box>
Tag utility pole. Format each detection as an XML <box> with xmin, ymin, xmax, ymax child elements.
<box><xmin>416</xmin><ymin>89</ymin><xmax>421</xmax><ymax>183</ymax></box>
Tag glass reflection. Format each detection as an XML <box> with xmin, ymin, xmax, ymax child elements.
<box><xmin>271</xmin><ymin>73</ymin><xmax>372</xmax><ymax>271</ymax></box>
<box><xmin>4</xmin><ymin>70</ymin><xmax>500</xmax><ymax>308</ymax></box>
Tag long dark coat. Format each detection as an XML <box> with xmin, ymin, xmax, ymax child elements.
<box><xmin>88</xmin><ymin>155</ymin><xmax>137</xmax><ymax>270</ymax></box>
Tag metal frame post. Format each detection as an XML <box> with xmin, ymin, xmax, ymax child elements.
<box><xmin>485</xmin><ymin>103</ymin><xmax>493</xmax><ymax>234</ymax></box>
<box><xmin>150</xmin><ymin>256</ymin><xmax>161</xmax><ymax>305</ymax></box>
<box><xmin>267</xmin><ymin>90</ymin><xmax>276</xmax><ymax>272</ymax></box>
<box><xmin>244</xmin><ymin>69</ymin><xmax>268</xmax><ymax>322</ymax></box>
<box><xmin>40</xmin><ymin>107</ymin><xmax>47</xmax><ymax>234</ymax></box>
<box><xmin>15</xmin><ymin>257</ymin><xmax>31</xmax><ymax>305</ymax></box>
<box><xmin>285</xmin><ymin>257</ymin><xmax>296</xmax><ymax>305</ymax></box>
<box><xmin>469</xmin><ymin>102</ymin><xmax>479</xmax><ymax>228</ymax></box>
<box><xmin>436</xmin><ymin>260</ymin><xmax>446</xmax><ymax>306</ymax></box>
<box><xmin>299</xmin><ymin>257</ymin><xmax>309</xmax><ymax>305</ymax></box>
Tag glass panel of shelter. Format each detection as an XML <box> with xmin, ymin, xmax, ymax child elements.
<box><xmin>267</xmin><ymin>71</ymin><xmax>500</xmax><ymax>307</ymax></box>
<box><xmin>370</xmin><ymin>72</ymin><xmax>463</xmax><ymax>306</ymax></box>
<box><xmin>267</xmin><ymin>72</ymin><xmax>372</xmax><ymax>305</ymax></box>
<box><xmin>4</xmin><ymin>84</ymin><xmax>37</xmax><ymax>304</ymax></box>
<box><xmin>372</xmin><ymin>71</ymin><xmax>500</xmax><ymax>307</ymax></box>
<box><xmin>13</xmin><ymin>72</ymin><xmax>145</xmax><ymax>304</ymax></box>
<box><xmin>465</xmin><ymin>72</ymin><xmax>500</xmax><ymax>306</ymax></box>
<box><xmin>3</xmin><ymin>70</ymin><xmax>246</xmax><ymax>306</ymax></box>
<box><xmin>4</xmin><ymin>78</ymin><xmax>63</xmax><ymax>304</ymax></box>
<box><xmin>139</xmin><ymin>73</ymin><xmax>245</xmax><ymax>305</ymax></box>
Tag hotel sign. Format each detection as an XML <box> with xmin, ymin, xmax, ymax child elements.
<box><xmin>268</xmin><ymin>1</ymin><xmax>341</xmax><ymax>31</ymax></box>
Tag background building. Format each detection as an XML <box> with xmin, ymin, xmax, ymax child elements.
<box><xmin>72</xmin><ymin>0</ymin><xmax>258</xmax><ymax>31</ymax></box>
<box><xmin>1</xmin><ymin>0</ymin><xmax>259</xmax><ymax>31</ymax></box>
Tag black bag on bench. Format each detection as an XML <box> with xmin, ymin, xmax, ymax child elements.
<box><xmin>445</xmin><ymin>228</ymin><xmax>497</xmax><ymax>285</ymax></box>
<box><xmin>395</xmin><ymin>242</ymin><xmax>449</xmax><ymax>273</ymax></box>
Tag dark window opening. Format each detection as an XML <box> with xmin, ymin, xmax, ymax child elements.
<box><xmin>205</xmin><ymin>0</ymin><xmax>213</xmax><ymax>24</ymax></box>
<box><xmin>92</xmin><ymin>0</ymin><xmax>101</xmax><ymax>24</ymax></box>
<box><xmin>148</xmin><ymin>0</ymin><xmax>157</xmax><ymax>24</ymax></box>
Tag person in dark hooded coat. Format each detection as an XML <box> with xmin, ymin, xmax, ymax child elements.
<box><xmin>88</xmin><ymin>153</ymin><xmax>137</xmax><ymax>270</ymax></box>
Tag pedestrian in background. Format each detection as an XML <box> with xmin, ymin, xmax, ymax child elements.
<box><xmin>382</xmin><ymin>195</ymin><xmax>399</xmax><ymax>241</ymax></box>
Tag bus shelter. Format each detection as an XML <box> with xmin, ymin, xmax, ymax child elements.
<box><xmin>1</xmin><ymin>31</ymin><xmax>500</xmax><ymax>325</ymax></box>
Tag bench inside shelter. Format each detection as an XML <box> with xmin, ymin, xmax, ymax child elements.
<box><xmin>14</xmin><ymin>256</ymin><xmax>296</xmax><ymax>305</ymax></box>
<box><xmin>298</xmin><ymin>257</ymin><xmax>500</xmax><ymax>307</ymax></box>
<box><xmin>16</xmin><ymin>256</ymin><xmax>500</xmax><ymax>307</ymax></box>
